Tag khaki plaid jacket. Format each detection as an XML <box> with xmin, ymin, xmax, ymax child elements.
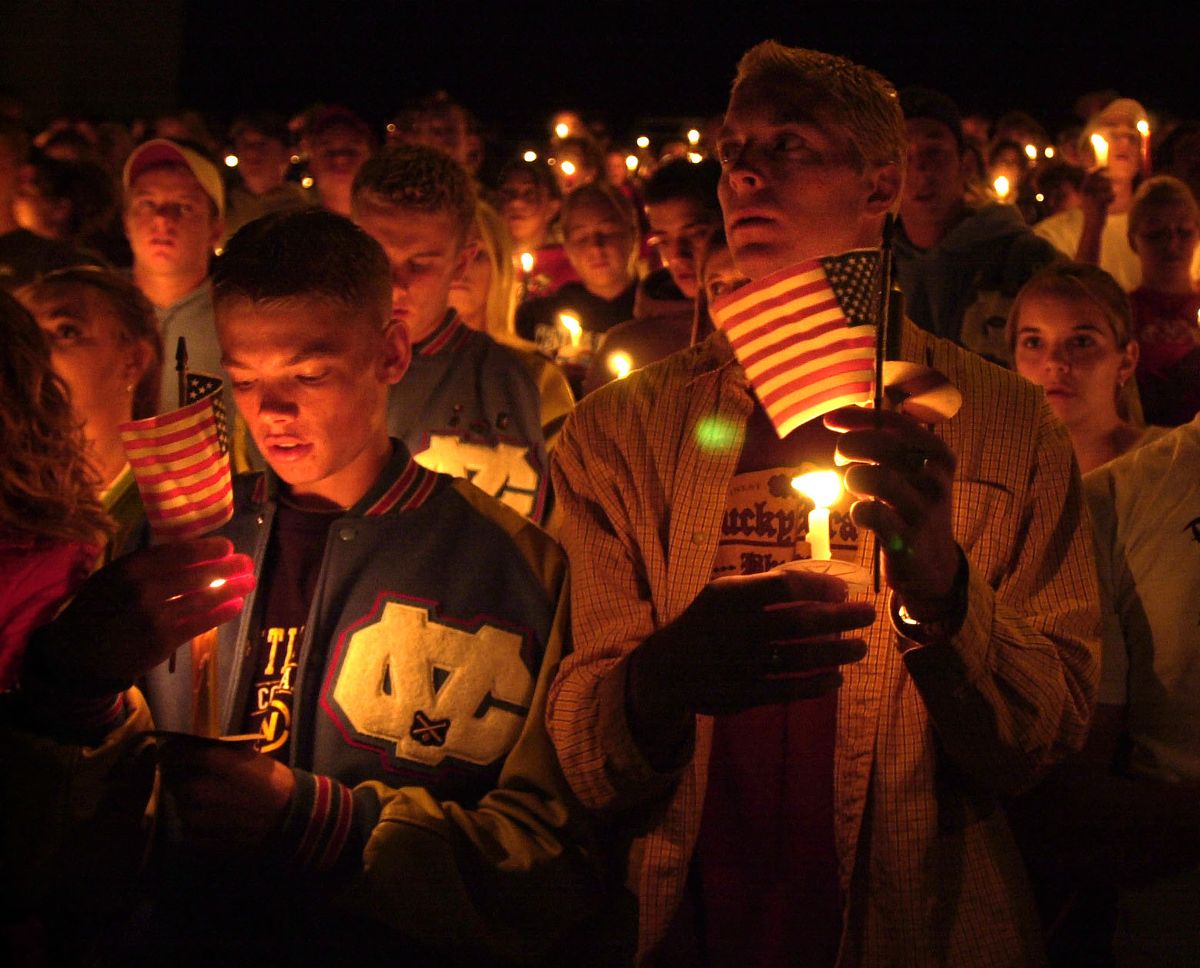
<box><xmin>547</xmin><ymin>324</ymin><xmax>1099</xmax><ymax>965</ymax></box>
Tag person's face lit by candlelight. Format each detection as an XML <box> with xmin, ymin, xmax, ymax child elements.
<box><xmin>232</xmin><ymin>128</ymin><xmax>290</xmax><ymax>197</ymax></box>
<box><xmin>498</xmin><ymin>169</ymin><xmax>559</xmax><ymax>249</ymax></box>
<box><xmin>646</xmin><ymin>196</ymin><xmax>720</xmax><ymax>299</ymax></box>
<box><xmin>716</xmin><ymin>76</ymin><xmax>900</xmax><ymax>281</ymax></box>
<box><xmin>902</xmin><ymin>117</ymin><xmax>966</xmax><ymax>226</ymax></box>
<box><xmin>1011</xmin><ymin>286</ymin><xmax>1137</xmax><ymax>434</ymax></box>
<box><xmin>355</xmin><ymin>201</ymin><xmax>471</xmax><ymax>343</ymax></box>
<box><xmin>124</xmin><ymin>164</ymin><xmax>222</xmax><ymax>284</ymax></box>
<box><xmin>562</xmin><ymin>195</ymin><xmax>635</xmax><ymax>300</ymax></box>
<box><xmin>1130</xmin><ymin>200</ymin><xmax>1199</xmax><ymax>282</ymax></box>
<box><xmin>307</xmin><ymin>124</ymin><xmax>370</xmax><ymax>199</ymax></box>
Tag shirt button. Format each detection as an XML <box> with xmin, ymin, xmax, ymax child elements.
<box><xmin>339</xmin><ymin>526</ymin><xmax>356</xmax><ymax>541</ymax></box>
<box><xmin>691</xmin><ymin>531</ymin><xmax>707</xmax><ymax>544</ymax></box>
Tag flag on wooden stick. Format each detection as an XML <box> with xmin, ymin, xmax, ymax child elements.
<box><xmin>118</xmin><ymin>371</ymin><xmax>233</xmax><ymax>542</ymax></box>
<box><xmin>710</xmin><ymin>250</ymin><xmax>883</xmax><ymax>437</ymax></box>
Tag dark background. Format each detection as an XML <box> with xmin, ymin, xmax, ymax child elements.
<box><xmin>3</xmin><ymin>1</ymin><xmax>1197</xmax><ymax>147</ymax></box>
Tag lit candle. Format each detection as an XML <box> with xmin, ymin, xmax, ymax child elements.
<box><xmin>523</xmin><ymin>149</ymin><xmax>538</xmax><ymax>163</ymax></box>
<box><xmin>993</xmin><ymin>174</ymin><xmax>1011</xmax><ymax>200</ymax></box>
<box><xmin>687</xmin><ymin>152</ymin><xmax>703</xmax><ymax>164</ymax></box>
<box><xmin>625</xmin><ymin>154</ymin><xmax>638</xmax><ymax>172</ymax></box>
<box><xmin>559</xmin><ymin>312</ymin><xmax>582</xmax><ymax>347</ymax></box>
<box><xmin>560</xmin><ymin>159</ymin><xmax>577</xmax><ymax>177</ymax></box>
<box><xmin>1044</xmin><ymin>146</ymin><xmax>1055</xmax><ymax>159</ymax></box>
<box><xmin>209</xmin><ymin>577</ymin><xmax>226</xmax><ymax>589</ymax></box>
<box><xmin>554</xmin><ymin>122</ymin><xmax>569</xmax><ymax>139</ymax></box>
<box><xmin>520</xmin><ymin>251</ymin><xmax>534</xmax><ymax>276</ymax></box>
<box><xmin>636</xmin><ymin>135</ymin><xmax>650</xmax><ymax>149</ymax></box>
<box><xmin>1090</xmin><ymin>132</ymin><xmax>1109</xmax><ymax>169</ymax></box>
<box><xmin>1137</xmin><ymin>118</ymin><xmax>1151</xmax><ymax>174</ymax></box>
<box><xmin>608</xmin><ymin>350</ymin><xmax>633</xmax><ymax>380</ymax></box>
<box><xmin>224</xmin><ymin>154</ymin><xmax>239</xmax><ymax>168</ymax></box>
<box><xmin>792</xmin><ymin>470</ymin><xmax>842</xmax><ymax>561</ymax></box>
<box><xmin>1024</xmin><ymin>143</ymin><xmax>1037</xmax><ymax>160</ymax></box>
<box><xmin>687</xmin><ymin>128</ymin><xmax>701</xmax><ymax>145</ymax></box>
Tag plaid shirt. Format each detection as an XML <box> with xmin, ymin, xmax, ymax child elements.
<box><xmin>547</xmin><ymin>323</ymin><xmax>1099</xmax><ymax>965</ymax></box>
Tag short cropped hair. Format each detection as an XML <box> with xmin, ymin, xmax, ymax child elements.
<box><xmin>497</xmin><ymin>157</ymin><xmax>563</xmax><ymax>202</ymax></box>
<box><xmin>351</xmin><ymin>143</ymin><xmax>476</xmax><ymax>242</ymax></box>
<box><xmin>899</xmin><ymin>86</ymin><xmax>964</xmax><ymax>150</ymax></box>
<box><xmin>23</xmin><ymin>266</ymin><xmax>163</xmax><ymax>418</ymax></box>
<box><xmin>212</xmin><ymin>208</ymin><xmax>391</xmax><ymax>328</ymax></box>
<box><xmin>644</xmin><ymin>157</ymin><xmax>722</xmax><ymax>215</ymax></box>
<box><xmin>1128</xmin><ymin>175</ymin><xmax>1199</xmax><ymax>239</ymax></box>
<box><xmin>733</xmin><ymin>41</ymin><xmax>906</xmax><ymax>172</ymax></box>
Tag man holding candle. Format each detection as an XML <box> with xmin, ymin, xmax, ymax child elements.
<box><xmin>547</xmin><ymin>41</ymin><xmax>1099</xmax><ymax>964</ymax></box>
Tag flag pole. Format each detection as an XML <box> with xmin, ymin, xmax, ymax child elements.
<box><xmin>873</xmin><ymin>215</ymin><xmax>898</xmax><ymax>594</ymax></box>
<box><xmin>168</xmin><ymin>338</ymin><xmax>189</xmax><ymax>674</ymax></box>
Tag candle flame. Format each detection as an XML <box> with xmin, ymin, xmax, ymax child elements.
<box><xmin>792</xmin><ymin>470</ymin><xmax>842</xmax><ymax>510</ymax></box>
<box><xmin>1090</xmin><ymin>132</ymin><xmax>1109</xmax><ymax>168</ymax></box>
<box><xmin>224</xmin><ymin>154</ymin><xmax>239</xmax><ymax>168</ymax></box>
<box><xmin>608</xmin><ymin>350</ymin><xmax>633</xmax><ymax>379</ymax></box>
<box><xmin>1137</xmin><ymin>118</ymin><xmax>1150</xmax><ymax>138</ymax></box>
<box><xmin>636</xmin><ymin>135</ymin><xmax>650</xmax><ymax>148</ymax></box>
<box><xmin>523</xmin><ymin>149</ymin><xmax>537</xmax><ymax>162</ymax></box>
<box><xmin>560</xmin><ymin>159</ymin><xmax>577</xmax><ymax>177</ymax></box>
<box><xmin>559</xmin><ymin>312</ymin><xmax>582</xmax><ymax>347</ymax></box>
<box><xmin>625</xmin><ymin>154</ymin><xmax>638</xmax><ymax>171</ymax></box>
<box><xmin>1044</xmin><ymin>146</ymin><xmax>1055</xmax><ymax>159</ymax></box>
<box><xmin>687</xmin><ymin>128</ymin><xmax>701</xmax><ymax>145</ymax></box>
<box><xmin>520</xmin><ymin>251</ymin><xmax>534</xmax><ymax>274</ymax></box>
<box><xmin>209</xmin><ymin>578</ymin><xmax>227</xmax><ymax>589</ymax></box>
<box><xmin>554</xmin><ymin>122</ymin><xmax>570</xmax><ymax>138</ymax></box>
<box><xmin>993</xmin><ymin>174</ymin><xmax>1011</xmax><ymax>199</ymax></box>
<box><xmin>300</xmin><ymin>175</ymin><xmax>314</xmax><ymax>189</ymax></box>
<box><xmin>1024</xmin><ymin>143</ymin><xmax>1037</xmax><ymax>160</ymax></box>
<box><xmin>687</xmin><ymin>152</ymin><xmax>703</xmax><ymax>164</ymax></box>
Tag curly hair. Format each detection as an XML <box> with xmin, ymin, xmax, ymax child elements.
<box><xmin>0</xmin><ymin>290</ymin><xmax>111</xmax><ymax>543</ymax></box>
<box><xmin>352</xmin><ymin>143</ymin><xmax>477</xmax><ymax>242</ymax></box>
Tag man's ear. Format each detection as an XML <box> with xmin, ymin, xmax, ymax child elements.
<box><xmin>453</xmin><ymin>238</ymin><xmax>479</xmax><ymax>281</ymax></box>
<box><xmin>379</xmin><ymin>318</ymin><xmax>411</xmax><ymax>387</ymax></box>
<box><xmin>865</xmin><ymin>161</ymin><xmax>902</xmax><ymax>215</ymax></box>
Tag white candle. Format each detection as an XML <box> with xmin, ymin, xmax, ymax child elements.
<box><xmin>808</xmin><ymin>508</ymin><xmax>832</xmax><ymax>560</ymax></box>
<box><xmin>1090</xmin><ymin>132</ymin><xmax>1109</xmax><ymax>169</ymax></box>
<box><xmin>792</xmin><ymin>470</ymin><xmax>843</xmax><ymax>562</ymax></box>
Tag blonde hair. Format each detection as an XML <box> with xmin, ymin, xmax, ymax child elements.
<box><xmin>734</xmin><ymin>41</ymin><xmax>906</xmax><ymax>172</ymax></box>
<box><xmin>0</xmin><ymin>291</ymin><xmax>110</xmax><ymax>543</ymax></box>
<box><xmin>471</xmin><ymin>200</ymin><xmax>518</xmax><ymax>340</ymax></box>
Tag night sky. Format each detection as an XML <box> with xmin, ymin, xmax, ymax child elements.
<box><xmin>176</xmin><ymin>2</ymin><xmax>1200</xmax><ymax>142</ymax></box>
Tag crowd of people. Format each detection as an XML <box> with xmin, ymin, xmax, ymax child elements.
<box><xmin>1</xmin><ymin>38</ymin><xmax>1199</xmax><ymax>967</ymax></box>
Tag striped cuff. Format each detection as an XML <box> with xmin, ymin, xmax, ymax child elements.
<box><xmin>276</xmin><ymin>769</ymin><xmax>356</xmax><ymax>872</ymax></box>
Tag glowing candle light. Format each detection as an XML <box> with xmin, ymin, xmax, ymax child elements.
<box><xmin>520</xmin><ymin>251</ymin><xmax>534</xmax><ymax>275</ymax></box>
<box><xmin>560</xmin><ymin>159</ymin><xmax>577</xmax><ymax>177</ymax></box>
<box><xmin>687</xmin><ymin>128</ymin><xmax>701</xmax><ymax>145</ymax></box>
<box><xmin>209</xmin><ymin>578</ymin><xmax>227</xmax><ymax>589</ymax></box>
<box><xmin>554</xmin><ymin>122</ymin><xmax>570</xmax><ymax>138</ymax></box>
<box><xmin>625</xmin><ymin>154</ymin><xmax>638</xmax><ymax>172</ymax></box>
<box><xmin>1137</xmin><ymin>119</ymin><xmax>1150</xmax><ymax>138</ymax></box>
<box><xmin>1035</xmin><ymin>192</ymin><xmax>1045</xmax><ymax>202</ymax></box>
<box><xmin>559</xmin><ymin>312</ymin><xmax>582</xmax><ymax>348</ymax></box>
<box><xmin>1137</xmin><ymin>118</ymin><xmax>1151</xmax><ymax>173</ymax></box>
<box><xmin>224</xmin><ymin>154</ymin><xmax>239</xmax><ymax>168</ymax></box>
<box><xmin>608</xmin><ymin>350</ymin><xmax>633</xmax><ymax>380</ymax></box>
<box><xmin>523</xmin><ymin>149</ymin><xmax>538</xmax><ymax>162</ymax></box>
<box><xmin>300</xmin><ymin>175</ymin><xmax>314</xmax><ymax>189</ymax></box>
<box><xmin>1044</xmin><ymin>146</ymin><xmax>1055</xmax><ymax>159</ymax></box>
<box><xmin>687</xmin><ymin>152</ymin><xmax>703</xmax><ymax>164</ymax></box>
<box><xmin>1090</xmin><ymin>132</ymin><xmax>1109</xmax><ymax>169</ymax></box>
<box><xmin>1024</xmin><ymin>143</ymin><xmax>1037</xmax><ymax>160</ymax></box>
<box><xmin>993</xmin><ymin>174</ymin><xmax>1011</xmax><ymax>200</ymax></box>
<box><xmin>793</xmin><ymin>470</ymin><xmax>842</xmax><ymax>561</ymax></box>
<box><xmin>636</xmin><ymin>135</ymin><xmax>650</xmax><ymax>149</ymax></box>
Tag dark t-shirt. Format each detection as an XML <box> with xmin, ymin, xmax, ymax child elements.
<box><xmin>514</xmin><ymin>280</ymin><xmax>637</xmax><ymax>347</ymax></box>
<box><xmin>240</xmin><ymin>502</ymin><xmax>339</xmax><ymax>759</ymax></box>
<box><xmin>694</xmin><ymin>403</ymin><xmax>845</xmax><ymax>968</ymax></box>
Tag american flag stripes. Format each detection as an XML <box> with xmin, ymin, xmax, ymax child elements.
<box><xmin>710</xmin><ymin>250</ymin><xmax>883</xmax><ymax>437</ymax></box>
<box><xmin>118</xmin><ymin>371</ymin><xmax>234</xmax><ymax>541</ymax></box>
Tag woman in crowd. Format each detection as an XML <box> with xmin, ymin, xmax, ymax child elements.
<box><xmin>1126</xmin><ymin>175</ymin><xmax>1200</xmax><ymax>426</ymax></box>
<box><xmin>496</xmin><ymin>158</ymin><xmax>578</xmax><ymax>300</ymax></box>
<box><xmin>0</xmin><ymin>290</ymin><xmax>110</xmax><ymax>690</ymax></box>
<box><xmin>1009</xmin><ymin>262</ymin><xmax>1157</xmax><ymax>472</ymax></box>
<box><xmin>17</xmin><ymin>266</ymin><xmax>161</xmax><ymax>555</ymax></box>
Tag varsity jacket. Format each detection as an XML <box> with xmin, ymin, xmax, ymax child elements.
<box><xmin>6</xmin><ymin>443</ymin><xmax>625</xmax><ymax>965</ymax></box>
<box><xmin>388</xmin><ymin>309</ymin><xmax>563</xmax><ymax>525</ymax></box>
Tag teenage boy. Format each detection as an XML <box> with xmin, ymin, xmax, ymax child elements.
<box><xmin>353</xmin><ymin>144</ymin><xmax>560</xmax><ymax>523</ymax></box>
<box><xmin>223</xmin><ymin>112</ymin><xmax>310</xmax><ymax>241</ymax></box>
<box><xmin>9</xmin><ymin>209</ymin><xmax>615</xmax><ymax>964</ymax></box>
<box><xmin>546</xmin><ymin>42</ymin><xmax>1098</xmax><ymax>963</ymax></box>
<box><xmin>123</xmin><ymin>138</ymin><xmax>225</xmax><ymax>414</ymax></box>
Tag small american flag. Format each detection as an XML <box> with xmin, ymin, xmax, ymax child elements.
<box><xmin>118</xmin><ymin>371</ymin><xmax>234</xmax><ymax>542</ymax></box>
<box><xmin>711</xmin><ymin>250</ymin><xmax>883</xmax><ymax>437</ymax></box>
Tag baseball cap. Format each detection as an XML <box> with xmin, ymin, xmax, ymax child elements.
<box><xmin>899</xmin><ymin>87</ymin><xmax>964</xmax><ymax>150</ymax></box>
<box><xmin>123</xmin><ymin>138</ymin><xmax>225</xmax><ymax>219</ymax></box>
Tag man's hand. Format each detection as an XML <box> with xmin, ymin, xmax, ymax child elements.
<box><xmin>157</xmin><ymin>740</ymin><xmax>295</xmax><ymax>855</ymax></box>
<box><xmin>1079</xmin><ymin>168</ymin><xmax>1116</xmax><ymax>227</ymax></box>
<box><xmin>629</xmin><ymin>569</ymin><xmax>873</xmax><ymax>728</ymax></box>
<box><xmin>825</xmin><ymin>406</ymin><xmax>961</xmax><ymax>620</ymax></box>
<box><xmin>27</xmin><ymin>537</ymin><xmax>255</xmax><ymax>694</ymax></box>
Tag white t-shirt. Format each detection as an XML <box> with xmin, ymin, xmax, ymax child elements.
<box><xmin>1035</xmin><ymin>208</ymin><xmax>1142</xmax><ymax>291</ymax></box>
